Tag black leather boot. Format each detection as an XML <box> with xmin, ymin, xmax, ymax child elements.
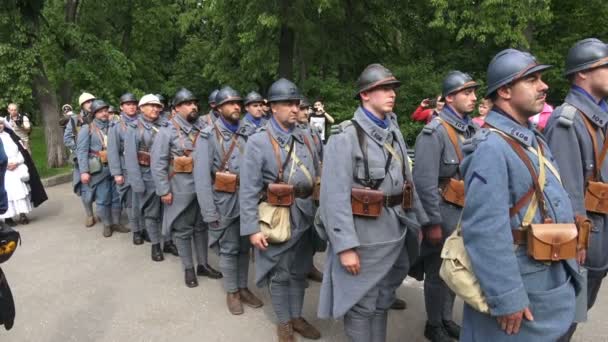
<box><xmin>184</xmin><ymin>267</ymin><xmax>198</xmax><ymax>288</ymax></box>
<box><xmin>151</xmin><ymin>243</ymin><xmax>164</xmax><ymax>262</ymax></box>
<box><xmin>196</xmin><ymin>264</ymin><xmax>223</xmax><ymax>279</ymax></box>
<box><xmin>133</xmin><ymin>231</ymin><xmax>144</xmax><ymax>245</ymax></box>
<box><xmin>163</xmin><ymin>240</ymin><xmax>179</xmax><ymax>256</ymax></box>
<box><xmin>424</xmin><ymin>322</ymin><xmax>454</xmax><ymax>342</ymax></box>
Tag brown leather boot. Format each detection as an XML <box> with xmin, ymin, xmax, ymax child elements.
<box><xmin>85</xmin><ymin>216</ymin><xmax>96</xmax><ymax>227</ymax></box>
<box><xmin>226</xmin><ymin>292</ymin><xmax>244</xmax><ymax>315</ymax></box>
<box><xmin>239</xmin><ymin>288</ymin><xmax>263</xmax><ymax>308</ymax></box>
<box><xmin>291</xmin><ymin>317</ymin><xmax>321</xmax><ymax>340</ymax></box>
<box><xmin>111</xmin><ymin>224</ymin><xmax>130</xmax><ymax>233</ymax></box>
<box><xmin>307</xmin><ymin>265</ymin><xmax>323</xmax><ymax>283</ymax></box>
<box><xmin>277</xmin><ymin>322</ymin><xmax>296</xmax><ymax>342</ymax></box>
<box><xmin>103</xmin><ymin>225</ymin><xmax>113</xmax><ymax>238</ymax></box>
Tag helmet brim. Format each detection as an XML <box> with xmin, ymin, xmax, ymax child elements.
<box><xmin>486</xmin><ymin>64</ymin><xmax>552</xmax><ymax>97</ymax></box>
<box><xmin>355</xmin><ymin>78</ymin><xmax>401</xmax><ymax>99</ymax></box>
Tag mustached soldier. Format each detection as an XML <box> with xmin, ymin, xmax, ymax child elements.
<box><xmin>413</xmin><ymin>70</ymin><xmax>479</xmax><ymax>341</ymax></box>
<box><xmin>240</xmin><ymin>78</ymin><xmax>321</xmax><ymax>341</ymax></box>
<box><xmin>151</xmin><ymin>88</ymin><xmax>221</xmax><ymax>288</ymax></box>
<box><xmin>77</xmin><ymin>100</ymin><xmax>129</xmax><ymax>237</ymax></box>
<box><xmin>317</xmin><ymin>64</ymin><xmax>428</xmax><ymax>342</ymax></box>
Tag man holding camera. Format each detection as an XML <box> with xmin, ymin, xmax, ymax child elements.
<box><xmin>6</xmin><ymin>104</ymin><xmax>31</xmax><ymax>153</ymax></box>
<box><xmin>310</xmin><ymin>100</ymin><xmax>335</xmax><ymax>142</ymax></box>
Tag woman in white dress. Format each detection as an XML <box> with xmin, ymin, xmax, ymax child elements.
<box><xmin>0</xmin><ymin>118</ymin><xmax>31</xmax><ymax>225</ymax></box>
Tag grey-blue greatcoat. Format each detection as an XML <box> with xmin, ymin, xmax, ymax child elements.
<box><xmin>460</xmin><ymin>110</ymin><xmax>585</xmax><ymax>341</ymax></box>
<box><xmin>317</xmin><ymin>107</ymin><xmax>429</xmax><ymax>319</ymax></box>
<box><xmin>107</xmin><ymin>113</ymin><xmax>139</xmax><ymax>205</ymax></box>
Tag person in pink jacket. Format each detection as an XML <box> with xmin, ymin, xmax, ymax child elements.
<box><xmin>529</xmin><ymin>102</ymin><xmax>554</xmax><ymax>131</ymax></box>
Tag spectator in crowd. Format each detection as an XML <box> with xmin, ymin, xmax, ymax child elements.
<box><xmin>411</xmin><ymin>95</ymin><xmax>445</xmax><ymax>123</ymax></box>
<box><xmin>472</xmin><ymin>97</ymin><xmax>493</xmax><ymax>126</ymax></box>
<box><xmin>5</xmin><ymin>104</ymin><xmax>31</xmax><ymax>153</ymax></box>
<box><xmin>0</xmin><ymin>119</ymin><xmax>33</xmax><ymax>226</ymax></box>
<box><xmin>529</xmin><ymin>102</ymin><xmax>554</xmax><ymax>131</ymax></box>
<box><xmin>310</xmin><ymin>100</ymin><xmax>335</xmax><ymax>141</ymax></box>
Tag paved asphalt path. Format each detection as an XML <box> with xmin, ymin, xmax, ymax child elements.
<box><xmin>1</xmin><ymin>183</ymin><xmax>606</xmax><ymax>341</ymax></box>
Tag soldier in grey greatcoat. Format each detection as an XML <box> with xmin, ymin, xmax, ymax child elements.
<box><xmin>240</xmin><ymin>91</ymin><xmax>267</xmax><ymax>136</ymax></box>
<box><xmin>459</xmin><ymin>48</ymin><xmax>585</xmax><ymax>341</ymax></box>
<box><xmin>77</xmin><ymin>100</ymin><xmax>129</xmax><ymax>238</ymax></box>
<box><xmin>108</xmin><ymin>93</ymin><xmax>143</xmax><ymax>243</ymax></box>
<box><xmin>151</xmin><ymin>88</ymin><xmax>221</xmax><ymax>288</ymax></box>
<box><xmin>544</xmin><ymin>38</ymin><xmax>608</xmax><ymax>341</ymax></box>
<box><xmin>413</xmin><ymin>70</ymin><xmax>479</xmax><ymax>342</ymax></box>
<box><xmin>240</xmin><ymin>79</ymin><xmax>322</xmax><ymax>342</ymax></box>
<box><xmin>200</xmin><ymin>89</ymin><xmax>220</xmax><ymax>126</ymax></box>
<box><xmin>194</xmin><ymin>86</ymin><xmax>264</xmax><ymax>315</ymax></box>
<box><xmin>124</xmin><ymin>94</ymin><xmax>176</xmax><ymax>262</ymax></box>
<box><xmin>317</xmin><ymin>64</ymin><xmax>428</xmax><ymax>342</ymax></box>
<box><xmin>65</xmin><ymin>92</ymin><xmax>96</xmax><ymax>227</ymax></box>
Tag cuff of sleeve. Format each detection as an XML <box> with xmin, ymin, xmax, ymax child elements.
<box><xmin>331</xmin><ymin>233</ymin><xmax>360</xmax><ymax>255</ymax></box>
<box><xmin>203</xmin><ymin>211</ymin><xmax>220</xmax><ymax>223</ymax></box>
<box><xmin>486</xmin><ymin>285</ymin><xmax>530</xmax><ymax>316</ymax></box>
<box><xmin>240</xmin><ymin>222</ymin><xmax>260</xmax><ymax>236</ymax></box>
<box><xmin>156</xmin><ymin>186</ymin><xmax>170</xmax><ymax>197</ymax></box>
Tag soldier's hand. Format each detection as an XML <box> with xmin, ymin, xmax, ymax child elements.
<box><xmin>496</xmin><ymin>307</ymin><xmax>534</xmax><ymax>335</ymax></box>
<box><xmin>114</xmin><ymin>175</ymin><xmax>124</xmax><ymax>185</ymax></box>
<box><xmin>577</xmin><ymin>248</ymin><xmax>587</xmax><ymax>265</ymax></box>
<box><xmin>339</xmin><ymin>249</ymin><xmax>360</xmax><ymax>275</ymax></box>
<box><xmin>250</xmin><ymin>232</ymin><xmax>268</xmax><ymax>251</ymax></box>
<box><xmin>424</xmin><ymin>224</ymin><xmax>443</xmax><ymax>246</ymax></box>
<box><xmin>81</xmin><ymin>173</ymin><xmax>91</xmax><ymax>184</ymax></box>
<box><xmin>161</xmin><ymin>193</ymin><xmax>173</xmax><ymax>205</ymax></box>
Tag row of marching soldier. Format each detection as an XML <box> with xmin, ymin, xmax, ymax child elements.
<box><xmin>62</xmin><ymin>36</ymin><xmax>608</xmax><ymax>342</ymax></box>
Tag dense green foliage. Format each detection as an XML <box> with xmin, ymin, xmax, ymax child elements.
<box><xmin>1</xmin><ymin>0</ymin><xmax>607</xmax><ymax>150</ymax></box>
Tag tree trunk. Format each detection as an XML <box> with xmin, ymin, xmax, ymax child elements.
<box><xmin>32</xmin><ymin>58</ymin><xmax>66</xmax><ymax>168</ymax></box>
<box><xmin>278</xmin><ymin>0</ymin><xmax>294</xmax><ymax>79</ymax></box>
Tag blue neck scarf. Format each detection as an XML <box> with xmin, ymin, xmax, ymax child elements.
<box><xmin>445</xmin><ymin>105</ymin><xmax>470</xmax><ymax>123</ymax></box>
<box><xmin>572</xmin><ymin>85</ymin><xmax>608</xmax><ymax>112</ymax></box>
<box><xmin>245</xmin><ymin>113</ymin><xmax>262</xmax><ymax>127</ymax></box>
<box><xmin>271</xmin><ymin>117</ymin><xmax>293</xmax><ymax>134</ymax></box>
<box><xmin>220</xmin><ymin>116</ymin><xmax>239</xmax><ymax>133</ymax></box>
<box><xmin>361</xmin><ymin>106</ymin><xmax>389</xmax><ymax>129</ymax></box>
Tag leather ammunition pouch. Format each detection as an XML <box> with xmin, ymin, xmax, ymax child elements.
<box><xmin>402</xmin><ymin>181</ymin><xmax>413</xmax><ymax>209</ymax></box>
<box><xmin>441</xmin><ymin>178</ymin><xmax>465</xmax><ymax>207</ymax></box>
<box><xmin>214</xmin><ymin>171</ymin><xmax>238</xmax><ymax>193</ymax></box>
<box><xmin>137</xmin><ymin>151</ymin><xmax>151</xmax><ymax>166</ymax></box>
<box><xmin>267</xmin><ymin>183</ymin><xmax>295</xmax><ymax>207</ymax></box>
<box><xmin>351</xmin><ymin>187</ymin><xmax>384</xmax><ymax>217</ymax></box>
<box><xmin>575</xmin><ymin>215</ymin><xmax>592</xmax><ymax>250</ymax></box>
<box><xmin>526</xmin><ymin>224</ymin><xmax>578</xmax><ymax>261</ymax></box>
<box><xmin>585</xmin><ymin>181</ymin><xmax>608</xmax><ymax>214</ymax></box>
<box><xmin>172</xmin><ymin>155</ymin><xmax>193</xmax><ymax>173</ymax></box>
<box><xmin>98</xmin><ymin>150</ymin><xmax>108</xmax><ymax>164</ymax></box>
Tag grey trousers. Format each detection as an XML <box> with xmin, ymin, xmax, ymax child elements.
<box><xmin>558</xmin><ymin>270</ymin><xmax>607</xmax><ymax>341</ymax></box>
<box><xmin>216</xmin><ymin>219</ymin><xmax>250</xmax><ymax>293</ymax></box>
<box><xmin>127</xmin><ymin>190</ymin><xmax>145</xmax><ymax>232</ymax></box>
<box><xmin>268</xmin><ymin>232</ymin><xmax>314</xmax><ymax>323</ymax></box>
<box><xmin>423</xmin><ymin>251</ymin><xmax>455</xmax><ymax>325</ymax></box>
<box><xmin>172</xmin><ymin>201</ymin><xmax>207</xmax><ymax>270</ymax></box>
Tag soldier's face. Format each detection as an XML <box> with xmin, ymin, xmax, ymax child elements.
<box><xmin>121</xmin><ymin>102</ymin><xmax>138</xmax><ymax>116</ymax></box>
<box><xmin>140</xmin><ymin>104</ymin><xmax>161</xmax><ymax>121</ymax></box>
<box><xmin>361</xmin><ymin>86</ymin><xmax>396</xmax><ymax>114</ymax></box>
<box><xmin>95</xmin><ymin>108</ymin><xmax>109</xmax><ymax>121</ymax></box>
<box><xmin>246</xmin><ymin>102</ymin><xmax>264</xmax><ymax>118</ymax></box>
<box><xmin>218</xmin><ymin>101</ymin><xmax>242</xmax><ymax>123</ymax></box>
<box><xmin>176</xmin><ymin>101</ymin><xmax>199</xmax><ymax>122</ymax></box>
<box><xmin>449</xmin><ymin>88</ymin><xmax>477</xmax><ymax>115</ymax></box>
<box><xmin>587</xmin><ymin>66</ymin><xmax>608</xmax><ymax>97</ymax></box>
<box><xmin>506</xmin><ymin>72</ymin><xmax>548</xmax><ymax>117</ymax></box>
<box><xmin>83</xmin><ymin>100</ymin><xmax>93</xmax><ymax>112</ymax></box>
<box><xmin>297</xmin><ymin>106</ymin><xmax>310</xmax><ymax>124</ymax></box>
<box><xmin>7</xmin><ymin>105</ymin><xmax>17</xmax><ymax>117</ymax></box>
<box><xmin>271</xmin><ymin>100</ymin><xmax>300</xmax><ymax>126</ymax></box>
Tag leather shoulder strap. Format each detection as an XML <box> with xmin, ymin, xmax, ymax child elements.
<box><xmin>580</xmin><ymin>113</ymin><xmax>608</xmax><ymax>181</ymax></box>
<box><xmin>438</xmin><ymin>119</ymin><xmax>463</xmax><ymax>162</ymax></box>
<box><xmin>219</xmin><ymin>136</ymin><xmax>238</xmax><ymax>171</ymax></box>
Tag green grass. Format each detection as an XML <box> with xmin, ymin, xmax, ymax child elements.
<box><xmin>30</xmin><ymin>127</ymin><xmax>72</xmax><ymax>178</ymax></box>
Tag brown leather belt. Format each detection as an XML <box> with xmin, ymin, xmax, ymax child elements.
<box><xmin>512</xmin><ymin>229</ymin><xmax>527</xmax><ymax>245</ymax></box>
<box><xmin>294</xmin><ymin>188</ymin><xmax>313</xmax><ymax>199</ymax></box>
<box><xmin>385</xmin><ymin>193</ymin><xmax>403</xmax><ymax>207</ymax></box>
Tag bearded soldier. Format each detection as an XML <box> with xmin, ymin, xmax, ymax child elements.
<box><xmin>194</xmin><ymin>86</ymin><xmax>264</xmax><ymax>315</ymax></box>
<box><xmin>317</xmin><ymin>64</ymin><xmax>428</xmax><ymax>342</ymax></box>
<box><xmin>151</xmin><ymin>88</ymin><xmax>221</xmax><ymax>287</ymax></box>
<box><xmin>108</xmin><ymin>93</ymin><xmax>147</xmax><ymax>244</ymax></box>
<box><xmin>240</xmin><ymin>79</ymin><xmax>321</xmax><ymax>341</ymax></box>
